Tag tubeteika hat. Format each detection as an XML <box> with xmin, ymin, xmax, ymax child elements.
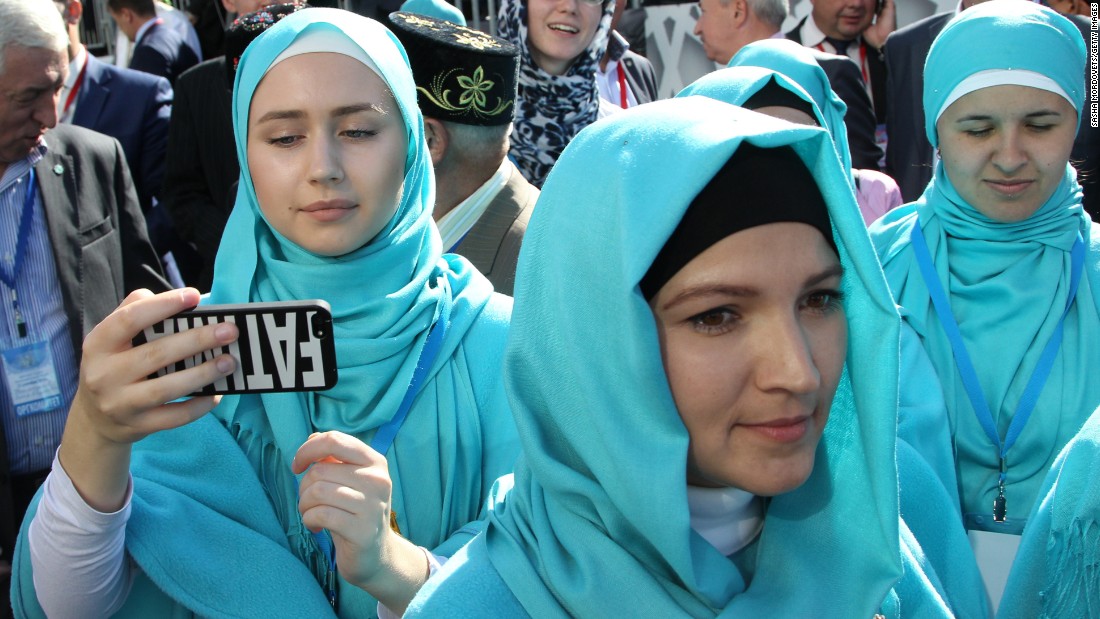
<box><xmin>388</xmin><ymin>11</ymin><xmax>519</xmax><ymax>126</ymax></box>
<box><xmin>224</xmin><ymin>3</ymin><xmax>309</xmax><ymax>89</ymax></box>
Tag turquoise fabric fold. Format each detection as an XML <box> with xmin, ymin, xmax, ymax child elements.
<box><xmin>724</xmin><ymin>38</ymin><xmax>853</xmax><ymax>178</ymax></box>
<box><xmin>868</xmin><ymin>1</ymin><xmax>1100</xmax><ymax>528</ymax></box>
<box><xmin>13</xmin><ymin>8</ymin><xmax>519</xmax><ymax>618</ymax></box>
<box><xmin>408</xmin><ymin>96</ymin><xmax>986</xmax><ymax>617</ymax></box>
<box><xmin>999</xmin><ymin>405</ymin><xmax>1100</xmax><ymax>618</ymax></box>
<box><xmin>398</xmin><ymin>0</ymin><xmax>467</xmax><ymax>26</ymax></box>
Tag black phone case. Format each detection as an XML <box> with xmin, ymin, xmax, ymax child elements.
<box><xmin>132</xmin><ymin>300</ymin><xmax>338</xmax><ymax>395</ymax></box>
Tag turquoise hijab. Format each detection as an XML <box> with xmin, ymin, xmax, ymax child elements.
<box><xmin>14</xmin><ymin>11</ymin><xmax>516</xmax><ymax>618</ymax></box>
<box><xmin>726</xmin><ymin>38</ymin><xmax>853</xmax><ymax>179</ymax></box>
<box><xmin>211</xmin><ymin>6</ymin><xmax>496</xmax><ymax>479</ymax></box>
<box><xmin>481</xmin><ymin>96</ymin><xmax>906</xmax><ymax>616</ymax></box>
<box><xmin>869</xmin><ymin>1</ymin><xmax>1100</xmax><ymax>528</ymax></box>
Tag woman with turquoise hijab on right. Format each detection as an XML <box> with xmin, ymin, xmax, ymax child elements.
<box><xmin>403</xmin><ymin>96</ymin><xmax>987</xmax><ymax>617</ymax></box>
<box><xmin>867</xmin><ymin>0</ymin><xmax>1097</xmax><ymax>609</ymax></box>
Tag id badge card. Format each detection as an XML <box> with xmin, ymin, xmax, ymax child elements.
<box><xmin>968</xmin><ymin>528</ymin><xmax>1022</xmax><ymax>614</ymax></box>
<box><xmin>2</xmin><ymin>341</ymin><xmax>63</xmax><ymax>416</ymax></box>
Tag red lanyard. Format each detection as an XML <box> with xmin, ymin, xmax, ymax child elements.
<box><xmin>62</xmin><ymin>59</ymin><xmax>87</xmax><ymax>115</ymax></box>
<box><xmin>616</xmin><ymin>63</ymin><xmax>628</xmax><ymax>109</ymax></box>
<box><xmin>815</xmin><ymin>39</ymin><xmax>870</xmax><ymax>84</ymax></box>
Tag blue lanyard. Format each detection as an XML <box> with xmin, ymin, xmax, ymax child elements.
<box><xmin>0</xmin><ymin>168</ymin><xmax>37</xmax><ymax>339</ymax></box>
<box><xmin>306</xmin><ymin>275</ymin><xmax>453</xmax><ymax>608</ymax></box>
<box><xmin>910</xmin><ymin>222</ymin><xmax>1085</xmax><ymax>522</ymax></box>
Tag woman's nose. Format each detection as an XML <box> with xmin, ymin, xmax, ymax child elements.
<box><xmin>991</xmin><ymin>129</ymin><xmax>1028</xmax><ymax>175</ymax></box>
<box><xmin>307</xmin><ymin>135</ymin><xmax>344</xmax><ymax>185</ymax></box>
<box><xmin>754</xmin><ymin>316</ymin><xmax>822</xmax><ymax>395</ymax></box>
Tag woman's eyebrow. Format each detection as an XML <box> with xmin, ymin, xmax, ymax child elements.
<box><xmin>662</xmin><ymin>285</ymin><xmax>758</xmax><ymax>311</ymax></box>
<box><xmin>661</xmin><ymin>264</ymin><xmax>843</xmax><ymax>311</ymax></box>
<box><xmin>803</xmin><ymin>264</ymin><xmax>844</xmax><ymax>288</ymax></box>
<box><xmin>955</xmin><ymin>109</ymin><xmax>1064</xmax><ymax>123</ymax></box>
<box><xmin>332</xmin><ymin>102</ymin><xmax>388</xmax><ymax>117</ymax></box>
<box><xmin>253</xmin><ymin>103</ymin><xmax>387</xmax><ymax>125</ymax></box>
<box><xmin>254</xmin><ymin>109</ymin><xmax>304</xmax><ymax>124</ymax></box>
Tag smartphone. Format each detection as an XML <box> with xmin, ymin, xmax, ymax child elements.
<box><xmin>132</xmin><ymin>300</ymin><xmax>338</xmax><ymax>396</ymax></box>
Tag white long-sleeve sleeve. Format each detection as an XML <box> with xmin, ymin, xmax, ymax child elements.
<box><xmin>28</xmin><ymin>452</ymin><xmax>135</xmax><ymax>618</ymax></box>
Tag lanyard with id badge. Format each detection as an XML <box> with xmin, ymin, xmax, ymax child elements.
<box><xmin>0</xmin><ymin>169</ymin><xmax>63</xmax><ymax>417</ymax></box>
<box><xmin>910</xmin><ymin>222</ymin><xmax>1085</xmax><ymax>609</ymax></box>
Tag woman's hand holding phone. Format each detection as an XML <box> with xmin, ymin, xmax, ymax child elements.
<box><xmin>58</xmin><ymin>288</ymin><xmax>239</xmax><ymax>512</ymax></box>
<box><xmin>293</xmin><ymin>431</ymin><xmax>430</xmax><ymax>615</ymax></box>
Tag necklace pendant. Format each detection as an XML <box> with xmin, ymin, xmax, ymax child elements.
<box><xmin>993</xmin><ymin>494</ymin><xmax>1007</xmax><ymax>523</ymax></box>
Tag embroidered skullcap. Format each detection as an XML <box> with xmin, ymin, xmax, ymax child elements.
<box><xmin>388</xmin><ymin>11</ymin><xmax>519</xmax><ymax>126</ymax></box>
<box><xmin>224</xmin><ymin>2</ymin><xmax>308</xmax><ymax>89</ymax></box>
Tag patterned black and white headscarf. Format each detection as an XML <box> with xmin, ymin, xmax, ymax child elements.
<box><xmin>497</xmin><ymin>0</ymin><xmax>614</xmax><ymax>187</ymax></box>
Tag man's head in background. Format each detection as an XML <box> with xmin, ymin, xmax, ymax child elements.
<box><xmin>694</xmin><ymin>0</ymin><xmax>788</xmax><ymax>65</ymax></box>
<box><xmin>0</xmin><ymin>0</ymin><xmax>68</xmax><ymax>170</ymax></box>
<box><xmin>388</xmin><ymin>11</ymin><xmax>520</xmax><ymax>217</ymax></box>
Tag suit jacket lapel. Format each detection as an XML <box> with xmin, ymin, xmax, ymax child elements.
<box><xmin>34</xmin><ymin>148</ymin><xmax>83</xmax><ymax>349</ymax></box>
<box><xmin>72</xmin><ymin>57</ymin><xmax>109</xmax><ymax>129</ymax></box>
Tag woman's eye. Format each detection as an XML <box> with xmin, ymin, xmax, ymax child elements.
<box><xmin>804</xmin><ymin>289</ymin><xmax>845</xmax><ymax>313</ymax></box>
<box><xmin>344</xmin><ymin>128</ymin><xmax>377</xmax><ymax>139</ymax></box>
<box><xmin>267</xmin><ymin>135</ymin><xmax>299</xmax><ymax>146</ymax></box>
<box><xmin>963</xmin><ymin>127</ymin><xmax>992</xmax><ymax>138</ymax></box>
<box><xmin>1027</xmin><ymin>124</ymin><xmax>1054</xmax><ymax>133</ymax></box>
<box><xmin>689</xmin><ymin>308</ymin><xmax>738</xmax><ymax>333</ymax></box>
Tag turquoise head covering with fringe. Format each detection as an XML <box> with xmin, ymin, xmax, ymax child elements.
<box><xmin>1000</xmin><ymin>404</ymin><xmax>1100</xmax><ymax>616</ymax></box>
<box><xmin>869</xmin><ymin>0</ymin><xmax>1100</xmax><ymax>532</ymax></box>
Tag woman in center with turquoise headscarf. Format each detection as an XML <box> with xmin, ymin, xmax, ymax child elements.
<box><xmin>402</xmin><ymin>96</ymin><xmax>987</xmax><ymax>617</ymax></box>
<box><xmin>15</xmin><ymin>8</ymin><xmax>518</xmax><ymax>618</ymax></box>
<box><xmin>867</xmin><ymin>0</ymin><xmax>1097</xmax><ymax>607</ymax></box>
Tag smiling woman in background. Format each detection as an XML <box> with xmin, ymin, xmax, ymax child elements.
<box><xmin>496</xmin><ymin>0</ymin><xmax>616</xmax><ymax>187</ymax></box>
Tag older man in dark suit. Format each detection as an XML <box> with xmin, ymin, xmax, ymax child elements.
<box><xmin>390</xmin><ymin>11</ymin><xmax>537</xmax><ymax>296</ymax></box>
<box><xmin>107</xmin><ymin>0</ymin><xmax>199</xmax><ymax>86</ymax></box>
<box><xmin>0</xmin><ymin>0</ymin><xmax>166</xmax><ymax>591</ymax></box>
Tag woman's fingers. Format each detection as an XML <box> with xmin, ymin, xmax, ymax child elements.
<box><xmin>291</xmin><ymin>431</ymin><xmax>382</xmax><ymax>474</ymax></box>
<box><xmin>87</xmin><ymin>288</ymin><xmax>202</xmax><ymax>354</ymax></box>
<box><xmin>73</xmin><ymin>287</ymin><xmax>241</xmax><ymax>444</ymax></box>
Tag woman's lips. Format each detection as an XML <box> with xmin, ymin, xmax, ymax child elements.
<box><xmin>985</xmin><ymin>179</ymin><xmax>1034</xmax><ymax>197</ymax></box>
<box><xmin>739</xmin><ymin>416</ymin><xmax>811</xmax><ymax>443</ymax></box>
<box><xmin>301</xmin><ymin>199</ymin><xmax>357</xmax><ymax>222</ymax></box>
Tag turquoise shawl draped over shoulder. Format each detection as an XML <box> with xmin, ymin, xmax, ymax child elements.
<box><xmin>725</xmin><ymin>38</ymin><xmax>853</xmax><ymax>178</ymax></box>
<box><xmin>410</xmin><ymin>97</ymin><xmax>985</xmax><ymax>617</ymax></box>
<box><xmin>868</xmin><ymin>1</ymin><xmax>1100</xmax><ymax>530</ymax></box>
<box><xmin>13</xmin><ymin>9</ymin><xmax>518</xmax><ymax>618</ymax></box>
<box><xmin>1000</xmin><ymin>404</ymin><xmax>1100</xmax><ymax>617</ymax></box>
